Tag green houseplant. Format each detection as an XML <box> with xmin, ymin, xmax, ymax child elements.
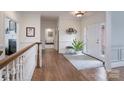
<box><xmin>72</xmin><ymin>39</ymin><xmax>84</xmax><ymax>54</ymax></box>
<box><xmin>0</xmin><ymin>50</ymin><xmax>3</xmax><ymax>56</ymax></box>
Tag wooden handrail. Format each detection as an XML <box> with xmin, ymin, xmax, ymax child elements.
<box><xmin>0</xmin><ymin>43</ymin><xmax>38</xmax><ymax>69</ymax></box>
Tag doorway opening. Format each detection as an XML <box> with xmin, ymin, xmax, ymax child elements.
<box><xmin>83</xmin><ymin>23</ymin><xmax>105</xmax><ymax>61</ymax></box>
<box><xmin>40</xmin><ymin>16</ymin><xmax>59</xmax><ymax>51</ymax></box>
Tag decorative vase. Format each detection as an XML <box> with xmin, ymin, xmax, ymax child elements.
<box><xmin>76</xmin><ymin>51</ymin><xmax>82</xmax><ymax>55</ymax></box>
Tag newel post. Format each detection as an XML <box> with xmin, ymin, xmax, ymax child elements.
<box><xmin>36</xmin><ymin>42</ymin><xmax>42</xmax><ymax>68</ymax></box>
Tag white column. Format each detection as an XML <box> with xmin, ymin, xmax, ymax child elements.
<box><xmin>105</xmin><ymin>11</ymin><xmax>112</xmax><ymax>71</ymax></box>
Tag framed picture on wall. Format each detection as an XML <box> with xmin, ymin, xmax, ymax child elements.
<box><xmin>26</xmin><ymin>27</ymin><xmax>35</xmax><ymax>37</ymax></box>
<box><xmin>48</xmin><ymin>32</ymin><xmax>53</xmax><ymax>37</ymax></box>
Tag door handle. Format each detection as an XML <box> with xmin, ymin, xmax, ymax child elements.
<box><xmin>96</xmin><ymin>40</ymin><xmax>99</xmax><ymax>44</ymax></box>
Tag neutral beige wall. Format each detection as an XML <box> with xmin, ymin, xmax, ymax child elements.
<box><xmin>81</xmin><ymin>11</ymin><xmax>106</xmax><ymax>40</ymax></box>
<box><xmin>58</xmin><ymin>16</ymin><xmax>81</xmax><ymax>53</ymax></box>
<box><xmin>19</xmin><ymin>13</ymin><xmax>41</xmax><ymax>48</ymax></box>
<box><xmin>0</xmin><ymin>12</ymin><xmax>4</xmax><ymax>47</ymax></box>
<box><xmin>4</xmin><ymin>11</ymin><xmax>20</xmax><ymax>22</ymax></box>
<box><xmin>111</xmin><ymin>11</ymin><xmax>124</xmax><ymax>46</ymax></box>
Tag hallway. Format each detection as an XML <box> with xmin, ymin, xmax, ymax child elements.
<box><xmin>0</xmin><ymin>2</ymin><xmax>124</xmax><ymax>93</ymax></box>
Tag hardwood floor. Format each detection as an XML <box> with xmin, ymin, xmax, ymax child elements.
<box><xmin>32</xmin><ymin>49</ymin><xmax>124</xmax><ymax>81</ymax></box>
<box><xmin>80</xmin><ymin>67</ymin><xmax>107</xmax><ymax>81</ymax></box>
<box><xmin>32</xmin><ymin>49</ymin><xmax>87</xmax><ymax>80</ymax></box>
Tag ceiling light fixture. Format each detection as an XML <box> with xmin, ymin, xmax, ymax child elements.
<box><xmin>72</xmin><ymin>11</ymin><xmax>86</xmax><ymax>17</ymax></box>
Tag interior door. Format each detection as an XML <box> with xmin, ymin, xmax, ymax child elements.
<box><xmin>86</xmin><ymin>24</ymin><xmax>101</xmax><ymax>58</ymax></box>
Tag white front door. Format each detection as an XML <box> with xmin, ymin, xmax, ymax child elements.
<box><xmin>86</xmin><ymin>24</ymin><xmax>101</xmax><ymax>58</ymax></box>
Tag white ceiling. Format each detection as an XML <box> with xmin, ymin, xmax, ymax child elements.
<box><xmin>19</xmin><ymin>11</ymin><xmax>71</xmax><ymax>17</ymax></box>
<box><xmin>18</xmin><ymin>11</ymin><xmax>104</xmax><ymax>20</ymax></box>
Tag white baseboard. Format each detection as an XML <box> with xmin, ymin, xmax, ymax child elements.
<box><xmin>111</xmin><ymin>61</ymin><xmax>124</xmax><ymax>68</ymax></box>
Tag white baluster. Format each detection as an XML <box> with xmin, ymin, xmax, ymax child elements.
<box><xmin>0</xmin><ymin>69</ymin><xmax>3</xmax><ymax>81</ymax></box>
<box><xmin>11</xmin><ymin>61</ymin><xmax>15</xmax><ymax>81</ymax></box>
<box><xmin>18</xmin><ymin>57</ymin><xmax>21</xmax><ymax>80</ymax></box>
<box><xmin>2</xmin><ymin>67</ymin><xmax>6</xmax><ymax>81</ymax></box>
<box><xmin>20</xmin><ymin>56</ymin><xmax>23</xmax><ymax>81</ymax></box>
<box><xmin>16</xmin><ymin>58</ymin><xmax>19</xmax><ymax>81</ymax></box>
<box><xmin>6</xmin><ymin>65</ymin><xmax>10</xmax><ymax>81</ymax></box>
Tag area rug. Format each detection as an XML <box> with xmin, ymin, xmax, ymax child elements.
<box><xmin>64</xmin><ymin>54</ymin><xmax>103</xmax><ymax>70</ymax></box>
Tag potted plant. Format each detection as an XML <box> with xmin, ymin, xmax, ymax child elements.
<box><xmin>72</xmin><ymin>39</ymin><xmax>84</xmax><ymax>54</ymax></box>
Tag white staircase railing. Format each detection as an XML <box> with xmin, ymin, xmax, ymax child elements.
<box><xmin>0</xmin><ymin>42</ymin><xmax>42</xmax><ymax>81</ymax></box>
<box><xmin>111</xmin><ymin>46</ymin><xmax>124</xmax><ymax>68</ymax></box>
